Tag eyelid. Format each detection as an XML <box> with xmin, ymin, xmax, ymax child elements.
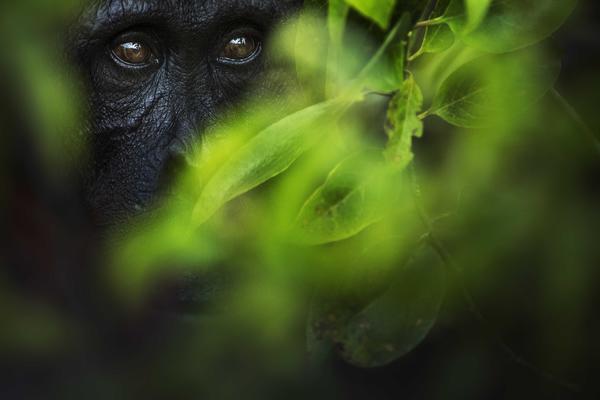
<box><xmin>221</xmin><ymin>26</ymin><xmax>262</xmax><ymax>41</ymax></box>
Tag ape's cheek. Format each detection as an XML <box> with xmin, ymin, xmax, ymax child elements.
<box><xmin>85</xmin><ymin>174</ymin><xmax>157</xmax><ymax>225</ymax></box>
<box><xmin>84</xmin><ymin>142</ymin><xmax>171</xmax><ymax>224</ymax></box>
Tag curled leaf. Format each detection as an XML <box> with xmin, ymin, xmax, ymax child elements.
<box><xmin>384</xmin><ymin>75</ymin><xmax>424</xmax><ymax>168</ymax></box>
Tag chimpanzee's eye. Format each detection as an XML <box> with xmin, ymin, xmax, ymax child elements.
<box><xmin>111</xmin><ymin>37</ymin><xmax>158</xmax><ymax>67</ymax></box>
<box><xmin>218</xmin><ymin>33</ymin><xmax>261</xmax><ymax>64</ymax></box>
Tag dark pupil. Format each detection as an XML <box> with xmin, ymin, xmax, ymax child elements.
<box><xmin>116</xmin><ymin>42</ymin><xmax>148</xmax><ymax>64</ymax></box>
<box><xmin>223</xmin><ymin>37</ymin><xmax>256</xmax><ymax>60</ymax></box>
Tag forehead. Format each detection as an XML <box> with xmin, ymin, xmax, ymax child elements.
<box><xmin>78</xmin><ymin>0</ymin><xmax>300</xmax><ymax>29</ymax></box>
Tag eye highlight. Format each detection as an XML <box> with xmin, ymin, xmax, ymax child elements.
<box><xmin>218</xmin><ymin>34</ymin><xmax>261</xmax><ymax>64</ymax></box>
<box><xmin>111</xmin><ymin>39</ymin><xmax>157</xmax><ymax>67</ymax></box>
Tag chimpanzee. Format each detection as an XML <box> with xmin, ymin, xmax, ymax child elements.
<box><xmin>67</xmin><ymin>0</ymin><xmax>303</xmax><ymax>225</ymax></box>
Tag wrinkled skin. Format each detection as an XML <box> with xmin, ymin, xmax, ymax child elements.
<box><xmin>68</xmin><ymin>0</ymin><xmax>303</xmax><ymax>224</ymax></box>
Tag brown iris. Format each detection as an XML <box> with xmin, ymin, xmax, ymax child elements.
<box><xmin>219</xmin><ymin>35</ymin><xmax>260</xmax><ymax>62</ymax></box>
<box><xmin>112</xmin><ymin>41</ymin><xmax>154</xmax><ymax>65</ymax></box>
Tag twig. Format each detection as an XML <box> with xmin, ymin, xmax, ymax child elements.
<box><xmin>551</xmin><ymin>88</ymin><xmax>600</xmax><ymax>157</ymax></box>
<box><xmin>408</xmin><ymin>163</ymin><xmax>582</xmax><ymax>394</ymax></box>
<box><xmin>414</xmin><ymin>17</ymin><xmax>446</xmax><ymax>29</ymax></box>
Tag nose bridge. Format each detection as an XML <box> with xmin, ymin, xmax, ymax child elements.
<box><xmin>165</xmin><ymin>24</ymin><xmax>217</xmax><ymax>169</ymax></box>
<box><xmin>167</xmin><ymin>93</ymin><xmax>213</xmax><ymax>176</ymax></box>
<box><xmin>159</xmin><ymin>115</ymin><xmax>200</xmax><ymax>192</ymax></box>
<box><xmin>170</xmin><ymin>69</ymin><xmax>209</xmax><ymax>151</ymax></box>
<box><xmin>168</xmin><ymin>113</ymin><xmax>201</xmax><ymax>165</ymax></box>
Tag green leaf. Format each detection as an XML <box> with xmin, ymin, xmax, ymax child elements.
<box><xmin>390</xmin><ymin>12</ymin><xmax>411</xmax><ymax>81</ymax></box>
<box><xmin>295</xmin><ymin>152</ymin><xmax>398</xmax><ymax>245</ymax></box>
<box><xmin>308</xmin><ymin>243</ymin><xmax>446</xmax><ymax>368</ymax></box>
<box><xmin>445</xmin><ymin>0</ymin><xmax>577</xmax><ymax>53</ymax></box>
<box><xmin>429</xmin><ymin>62</ymin><xmax>489</xmax><ymax>128</ymax></box>
<box><xmin>464</xmin><ymin>0</ymin><xmax>492</xmax><ymax>32</ymax></box>
<box><xmin>355</xmin><ymin>12</ymin><xmax>411</xmax><ymax>93</ymax></box>
<box><xmin>191</xmin><ymin>100</ymin><xmax>345</xmax><ymax>226</ymax></box>
<box><xmin>338</xmin><ymin>244</ymin><xmax>445</xmax><ymax>367</ymax></box>
<box><xmin>328</xmin><ymin>0</ymin><xmax>349</xmax><ymax>44</ymax></box>
<box><xmin>429</xmin><ymin>48</ymin><xmax>561</xmax><ymax>128</ymax></box>
<box><xmin>441</xmin><ymin>0</ymin><xmax>492</xmax><ymax>31</ymax></box>
<box><xmin>384</xmin><ymin>75</ymin><xmax>424</xmax><ymax>168</ymax></box>
<box><xmin>344</xmin><ymin>0</ymin><xmax>397</xmax><ymax>29</ymax></box>
<box><xmin>327</xmin><ymin>0</ymin><xmax>350</xmax><ymax>97</ymax></box>
<box><xmin>419</xmin><ymin>24</ymin><xmax>455</xmax><ymax>56</ymax></box>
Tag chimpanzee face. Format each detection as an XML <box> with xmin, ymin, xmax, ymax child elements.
<box><xmin>68</xmin><ymin>0</ymin><xmax>302</xmax><ymax>225</ymax></box>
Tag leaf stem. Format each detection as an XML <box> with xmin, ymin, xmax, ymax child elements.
<box><xmin>417</xmin><ymin>110</ymin><xmax>431</xmax><ymax>120</ymax></box>
<box><xmin>407</xmin><ymin>49</ymin><xmax>423</xmax><ymax>62</ymax></box>
<box><xmin>414</xmin><ymin>17</ymin><xmax>446</xmax><ymax>29</ymax></box>
<box><xmin>365</xmin><ymin>90</ymin><xmax>396</xmax><ymax>98</ymax></box>
<box><xmin>407</xmin><ymin>0</ymin><xmax>439</xmax><ymax>64</ymax></box>
<box><xmin>356</xmin><ymin>12</ymin><xmax>412</xmax><ymax>82</ymax></box>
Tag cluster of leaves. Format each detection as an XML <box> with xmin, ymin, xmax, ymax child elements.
<box><xmin>108</xmin><ymin>0</ymin><xmax>578</xmax><ymax>369</ymax></box>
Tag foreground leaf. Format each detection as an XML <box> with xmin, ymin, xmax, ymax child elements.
<box><xmin>463</xmin><ymin>0</ymin><xmax>492</xmax><ymax>32</ymax></box>
<box><xmin>328</xmin><ymin>0</ymin><xmax>349</xmax><ymax>44</ymax></box>
<box><xmin>192</xmin><ymin>100</ymin><xmax>344</xmax><ymax>226</ymax></box>
<box><xmin>327</xmin><ymin>0</ymin><xmax>350</xmax><ymax>97</ymax></box>
<box><xmin>444</xmin><ymin>0</ymin><xmax>491</xmax><ymax>33</ymax></box>
<box><xmin>344</xmin><ymin>0</ymin><xmax>397</xmax><ymax>29</ymax></box>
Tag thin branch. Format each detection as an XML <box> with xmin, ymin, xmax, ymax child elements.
<box><xmin>408</xmin><ymin>164</ymin><xmax>582</xmax><ymax>394</ymax></box>
<box><xmin>407</xmin><ymin>0</ymin><xmax>439</xmax><ymax>63</ymax></box>
<box><xmin>365</xmin><ymin>90</ymin><xmax>396</xmax><ymax>98</ymax></box>
<box><xmin>551</xmin><ymin>88</ymin><xmax>600</xmax><ymax>157</ymax></box>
